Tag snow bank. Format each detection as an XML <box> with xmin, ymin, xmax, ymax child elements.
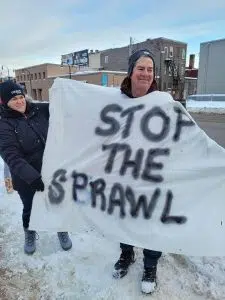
<box><xmin>187</xmin><ymin>100</ymin><xmax>225</xmax><ymax>114</ymax></box>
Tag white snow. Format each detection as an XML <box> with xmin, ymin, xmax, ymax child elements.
<box><xmin>187</xmin><ymin>99</ymin><xmax>225</xmax><ymax>114</ymax></box>
<box><xmin>141</xmin><ymin>280</ymin><xmax>156</xmax><ymax>294</ymax></box>
<box><xmin>0</xmin><ymin>159</ymin><xmax>225</xmax><ymax>299</ymax></box>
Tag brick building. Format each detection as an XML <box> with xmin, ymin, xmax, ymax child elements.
<box><xmin>15</xmin><ymin>63</ymin><xmax>77</xmax><ymax>100</ymax></box>
<box><xmin>100</xmin><ymin>37</ymin><xmax>187</xmax><ymax>95</ymax></box>
<box><xmin>184</xmin><ymin>54</ymin><xmax>198</xmax><ymax>97</ymax></box>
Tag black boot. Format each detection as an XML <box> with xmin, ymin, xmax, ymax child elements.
<box><xmin>24</xmin><ymin>228</ymin><xmax>37</xmax><ymax>255</ymax></box>
<box><xmin>113</xmin><ymin>250</ymin><xmax>135</xmax><ymax>279</ymax></box>
<box><xmin>57</xmin><ymin>232</ymin><xmax>72</xmax><ymax>251</ymax></box>
<box><xmin>141</xmin><ymin>266</ymin><xmax>157</xmax><ymax>294</ymax></box>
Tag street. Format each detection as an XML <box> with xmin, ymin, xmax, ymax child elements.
<box><xmin>190</xmin><ymin>113</ymin><xmax>225</xmax><ymax>149</ymax></box>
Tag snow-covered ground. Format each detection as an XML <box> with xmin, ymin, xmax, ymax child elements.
<box><xmin>0</xmin><ymin>159</ymin><xmax>225</xmax><ymax>300</ymax></box>
<box><xmin>186</xmin><ymin>100</ymin><xmax>225</xmax><ymax>114</ymax></box>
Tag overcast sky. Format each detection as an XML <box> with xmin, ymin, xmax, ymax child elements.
<box><xmin>0</xmin><ymin>0</ymin><xmax>224</xmax><ymax>75</ymax></box>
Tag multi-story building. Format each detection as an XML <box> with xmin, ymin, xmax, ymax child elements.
<box><xmin>100</xmin><ymin>37</ymin><xmax>187</xmax><ymax>97</ymax></box>
<box><xmin>184</xmin><ymin>54</ymin><xmax>198</xmax><ymax>97</ymax></box>
<box><xmin>15</xmin><ymin>63</ymin><xmax>77</xmax><ymax>100</ymax></box>
<box><xmin>15</xmin><ymin>68</ymin><xmax>127</xmax><ymax>101</ymax></box>
<box><xmin>197</xmin><ymin>38</ymin><xmax>225</xmax><ymax>94</ymax></box>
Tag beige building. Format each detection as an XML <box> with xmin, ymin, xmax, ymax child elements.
<box><xmin>47</xmin><ymin>70</ymin><xmax>127</xmax><ymax>99</ymax></box>
<box><xmin>15</xmin><ymin>63</ymin><xmax>77</xmax><ymax>100</ymax></box>
<box><xmin>15</xmin><ymin>63</ymin><xmax>127</xmax><ymax>101</ymax></box>
<box><xmin>71</xmin><ymin>70</ymin><xmax>126</xmax><ymax>87</ymax></box>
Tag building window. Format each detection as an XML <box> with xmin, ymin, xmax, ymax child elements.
<box><xmin>182</xmin><ymin>48</ymin><xmax>186</xmax><ymax>59</ymax></box>
<box><xmin>20</xmin><ymin>75</ymin><xmax>23</xmax><ymax>81</ymax></box>
<box><xmin>37</xmin><ymin>89</ymin><xmax>42</xmax><ymax>101</ymax></box>
<box><xmin>31</xmin><ymin>74</ymin><xmax>33</xmax><ymax>80</ymax></box>
<box><xmin>181</xmin><ymin>66</ymin><xmax>185</xmax><ymax>76</ymax></box>
<box><xmin>169</xmin><ymin>46</ymin><xmax>173</xmax><ymax>57</ymax></box>
<box><xmin>164</xmin><ymin>47</ymin><xmax>168</xmax><ymax>58</ymax></box>
<box><xmin>43</xmin><ymin>72</ymin><xmax>46</xmax><ymax>79</ymax></box>
<box><xmin>33</xmin><ymin>89</ymin><xmax>37</xmax><ymax>100</ymax></box>
<box><xmin>34</xmin><ymin>73</ymin><xmax>37</xmax><ymax>80</ymax></box>
<box><xmin>24</xmin><ymin>75</ymin><xmax>26</xmax><ymax>81</ymax></box>
<box><xmin>104</xmin><ymin>56</ymin><xmax>109</xmax><ymax>64</ymax></box>
<box><xmin>38</xmin><ymin>72</ymin><xmax>41</xmax><ymax>79</ymax></box>
<box><xmin>174</xmin><ymin>69</ymin><xmax>178</xmax><ymax>77</ymax></box>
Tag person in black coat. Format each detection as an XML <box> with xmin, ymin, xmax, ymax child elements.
<box><xmin>112</xmin><ymin>50</ymin><xmax>162</xmax><ymax>294</ymax></box>
<box><xmin>0</xmin><ymin>81</ymin><xmax>72</xmax><ymax>254</ymax></box>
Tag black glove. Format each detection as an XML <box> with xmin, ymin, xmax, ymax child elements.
<box><xmin>30</xmin><ymin>178</ymin><xmax>45</xmax><ymax>192</ymax></box>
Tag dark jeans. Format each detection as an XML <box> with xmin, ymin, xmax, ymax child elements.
<box><xmin>120</xmin><ymin>243</ymin><xmax>162</xmax><ymax>269</ymax></box>
<box><xmin>18</xmin><ymin>189</ymin><xmax>35</xmax><ymax>229</ymax></box>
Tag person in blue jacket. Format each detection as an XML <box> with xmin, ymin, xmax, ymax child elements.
<box><xmin>0</xmin><ymin>81</ymin><xmax>72</xmax><ymax>254</ymax></box>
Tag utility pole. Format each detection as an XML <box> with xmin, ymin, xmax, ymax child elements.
<box><xmin>159</xmin><ymin>51</ymin><xmax>165</xmax><ymax>91</ymax></box>
<box><xmin>1</xmin><ymin>65</ymin><xmax>10</xmax><ymax>80</ymax></box>
<box><xmin>129</xmin><ymin>37</ymin><xmax>133</xmax><ymax>56</ymax></box>
<box><xmin>69</xmin><ymin>64</ymin><xmax>72</xmax><ymax>79</ymax></box>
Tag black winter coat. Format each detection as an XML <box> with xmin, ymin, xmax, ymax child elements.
<box><xmin>0</xmin><ymin>102</ymin><xmax>49</xmax><ymax>192</ymax></box>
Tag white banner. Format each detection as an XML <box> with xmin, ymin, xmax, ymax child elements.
<box><xmin>30</xmin><ymin>78</ymin><xmax>225</xmax><ymax>256</ymax></box>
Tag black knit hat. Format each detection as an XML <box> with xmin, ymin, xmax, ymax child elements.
<box><xmin>128</xmin><ymin>49</ymin><xmax>155</xmax><ymax>77</ymax></box>
<box><xmin>0</xmin><ymin>81</ymin><xmax>25</xmax><ymax>105</ymax></box>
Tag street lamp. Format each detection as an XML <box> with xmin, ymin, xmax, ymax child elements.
<box><xmin>68</xmin><ymin>64</ymin><xmax>72</xmax><ymax>79</ymax></box>
<box><xmin>159</xmin><ymin>51</ymin><xmax>165</xmax><ymax>91</ymax></box>
<box><xmin>1</xmin><ymin>65</ymin><xmax>10</xmax><ymax>80</ymax></box>
<box><xmin>22</xmin><ymin>69</ymin><xmax>32</xmax><ymax>97</ymax></box>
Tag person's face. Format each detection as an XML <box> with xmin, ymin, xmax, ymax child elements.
<box><xmin>131</xmin><ymin>57</ymin><xmax>154</xmax><ymax>96</ymax></box>
<box><xmin>7</xmin><ymin>95</ymin><xmax>26</xmax><ymax>113</ymax></box>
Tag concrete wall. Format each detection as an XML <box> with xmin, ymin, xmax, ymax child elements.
<box><xmin>197</xmin><ymin>39</ymin><xmax>225</xmax><ymax>94</ymax></box>
<box><xmin>107</xmin><ymin>73</ymin><xmax>126</xmax><ymax>87</ymax></box>
<box><xmin>101</xmin><ymin>46</ymin><xmax>129</xmax><ymax>71</ymax></box>
<box><xmin>72</xmin><ymin>73</ymin><xmax>102</xmax><ymax>85</ymax></box>
<box><xmin>89</xmin><ymin>52</ymin><xmax>101</xmax><ymax>69</ymax></box>
<box><xmin>47</xmin><ymin>64</ymin><xmax>77</xmax><ymax>77</ymax></box>
<box><xmin>71</xmin><ymin>72</ymin><xmax>126</xmax><ymax>87</ymax></box>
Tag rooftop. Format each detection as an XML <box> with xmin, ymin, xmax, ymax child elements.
<box><xmin>15</xmin><ymin>63</ymin><xmax>62</xmax><ymax>71</ymax></box>
<box><xmin>201</xmin><ymin>38</ymin><xmax>225</xmax><ymax>45</ymax></box>
<box><xmin>102</xmin><ymin>37</ymin><xmax>187</xmax><ymax>52</ymax></box>
<box><xmin>48</xmin><ymin>69</ymin><xmax>128</xmax><ymax>78</ymax></box>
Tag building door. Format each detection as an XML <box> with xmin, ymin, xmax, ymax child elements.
<box><xmin>101</xmin><ymin>73</ymin><xmax>108</xmax><ymax>87</ymax></box>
